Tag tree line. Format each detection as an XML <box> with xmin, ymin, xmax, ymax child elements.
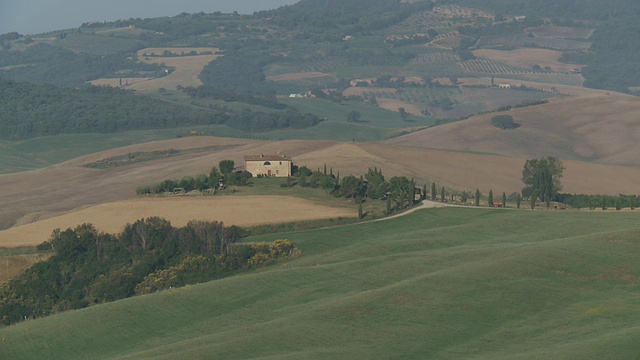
<box><xmin>291</xmin><ymin>166</ymin><xmax>418</xmax><ymax>217</ymax></box>
<box><xmin>136</xmin><ymin>160</ymin><xmax>252</xmax><ymax>195</ymax></box>
<box><xmin>0</xmin><ymin>219</ymin><xmax>298</xmax><ymax>326</ymax></box>
<box><xmin>0</xmin><ymin>43</ymin><xmax>160</xmax><ymax>87</ymax></box>
<box><xmin>0</xmin><ymin>79</ymin><xmax>324</xmax><ymax>140</ymax></box>
<box><xmin>0</xmin><ymin>78</ymin><xmax>223</xmax><ymax>140</ymax></box>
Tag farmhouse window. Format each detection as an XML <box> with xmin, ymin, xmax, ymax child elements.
<box><xmin>264</xmin><ymin>161</ymin><xmax>271</xmax><ymax>165</ymax></box>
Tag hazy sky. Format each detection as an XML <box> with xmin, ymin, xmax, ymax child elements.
<box><xmin>0</xmin><ymin>0</ymin><xmax>300</xmax><ymax>35</ymax></box>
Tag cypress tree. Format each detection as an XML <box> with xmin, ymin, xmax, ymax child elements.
<box><xmin>516</xmin><ymin>193</ymin><xmax>522</xmax><ymax>209</ymax></box>
<box><xmin>530</xmin><ymin>191</ymin><xmax>537</xmax><ymax>209</ymax></box>
<box><xmin>410</xmin><ymin>179</ymin><xmax>416</xmax><ymax>207</ymax></box>
<box><xmin>502</xmin><ymin>192</ymin><xmax>507</xmax><ymax>208</ymax></box>
<box><xmin>441</xmin><ymin>186</ymin><xmax>445</xmax><ymax>203</ymax></box>
<box><xmin>431</xmin><ymin>182</ymin><xmax>437</xmax><ymax>201</ymax></box>
<box><xmin>475</xmin><ymin>189</ymin><xmax>481</xmax><ymax>206</ymax></box>
<box><xmin>615</xmin><ymin>197</ymin><xmax>622</xmax><ymax>211</ymax></box>
<box><xmin>386</xmin><ymin>196</ymin><xmax>392</xmax><ymax>215</ymax></box>
<box><xmin>323</xmin><ymin>163</ymin><xmax>327</xmax><ymax>175</ymax></box>
<box><xmin>461</xmin><ymin>191</ymin><xmax>468</xmax><ymax>203</ymax></box>
<box><xmin>422</xmin><ymin>184</ymin><xmax>427</xmax><ymax>200</ymax></box>
<box><xmin>488</xmin><ymin>190</ymin><xmax>494</xmax><ymax>207</ymax></box>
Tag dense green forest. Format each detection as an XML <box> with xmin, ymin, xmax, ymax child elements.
<box><xmin>0</xmin><ymin>78</ymin><xmax>225</xmax><ymax>139</ymax></box>
<box><xmin>258</xmin><ymin>0</ymin><xmax>434</xmax><ymax>35</ymax></box>
<box><xmin>0</xmin><ymin>219</ymin><xmax>298</xmax><ymax>325</ymax></box>
<box><xmin>0</xmin><ymin>79</ymin><xmax>324</xmax><ymax>139</ymax></box>
<box><xmin>0</xmin><ymin>43</ymin><xmax>163</xmax><ymax>86</ymax></box>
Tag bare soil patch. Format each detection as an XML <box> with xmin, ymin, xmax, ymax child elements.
<box><xmin>0</xmin><ymin>196</ymin><xmax>354</xmax><ymax>248</ymax></box>
<box><xmin>376</xmin><ymin>98</ymin><xmax>424</xmax><ymax>116</ymax></box>
<box><xmin>472</xmin><ymin>48</ymin><xmax>583</xmax><ymax>73</ymax></box>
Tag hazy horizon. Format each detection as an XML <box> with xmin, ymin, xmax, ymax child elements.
<box><xmin>0</xmin><ymin>0</ymin><xmax>299</xmax><ymax>35</ymax></box>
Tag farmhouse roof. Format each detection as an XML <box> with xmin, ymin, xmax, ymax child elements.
<box><xmin>244</xmin><ymin>154</ymin><xmax>292</xmax><ymax>162</ymax></box>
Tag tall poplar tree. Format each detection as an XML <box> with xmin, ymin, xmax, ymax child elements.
<box><xmin>431</xmin><ymin>182</ymin><xmax>437</xmax><ymax>201</ymax></box>
<box><xmin>522</xmin><ymin>157</ymin><xmax>564</xmax><ymax>202</ymax></box>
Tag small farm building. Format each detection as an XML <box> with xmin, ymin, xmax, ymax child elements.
<box><xmin>244</xmin><ymin>154</ymin><xmax>292</xmax><ymax>177</ymax></box>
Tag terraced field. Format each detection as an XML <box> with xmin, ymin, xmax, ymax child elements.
<box><xmin>410</xmin><ymin>52</ymin><xmax>461</xmax><ymax>64</ymax></box>
<box><xmin>460</xmin><ymin>59</ymin><xmax>585</xmax><ymax>86</ymax></box>
<box><xmin>388</xmin><ymin>5</ymin><xmax>491</xmax><ymax>34</ymax></box>
<box><xmin>428</xmin><ymin>33</ymin><xmax>470</xmax><ymax>49</ymax></box>
<box><xmin>477</xmin><ymin>35</ymin><xmax>591</xmax><ymax>51</ymax></box>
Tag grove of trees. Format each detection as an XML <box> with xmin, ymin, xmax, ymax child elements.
<box><xmin>0</xmin><ymin>219</ymin><xmax>298</xmax><ymax>325</ymax></box>
<box><xmin>522</xmin><ymin>157</ymin><xmax>565</xmax><ymax>202</ymax></box>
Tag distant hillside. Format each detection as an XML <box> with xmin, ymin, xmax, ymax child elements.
<box><xmin>385</xmin><ymin>93</ymin><xmax>640</xmax><ymax>166</ymax></box>
<box><xmin>451</xmin><ymin>0</ymin><xmax>640</xmax><ymax>93</ymax></box>
<box><xmin>258</xmin><ymin>0</ymin><xmax>433</xmax><ymax>34</ymax></box>
<box><xmin>0</xmin><ymin>78</ymin><xmax>224</xmax><ymax>140</ymax></box>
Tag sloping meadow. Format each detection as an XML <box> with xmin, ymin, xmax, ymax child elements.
<box><xmin>2</xmin><ymin>207</ymin><xmax>640</xmax><ymax>359</ymax></box>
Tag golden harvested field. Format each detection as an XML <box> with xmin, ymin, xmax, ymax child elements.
<box><xmin>2</xmin><ymin>121</ymin><xmax>640</xmax><ymax>241</ymax></box>
<box><xmin>0</xmin><ymin>196</ymin><xmax>354</xmax><ymax>248</ymax></box>
<box><xmin>130</xmin><ymin>54</ymin><xmax>219</xmax><ymax>92</ymax></box>
<box><xmin>267</xmin><ymin>72</ymin><xmax>335</xmax><ymax>81</ymax></box>
<box><xmin>472</xmin><ymin>48</ymin><xmax>583</xmax><ymax>73</ymax></box>
<box><xmin>0</xmin><ymin>254</ymin><xmax>51</xmax><ymax>282</ymax></box>
<box><xmin>0</xmin><ymin>136</ymin><xmax>335</xmax><ymax>229</ymax></box>
<box><xmin>385</xmin><ymin>93</ymin><xmax>640</xmax><ymax>166</ymax></box>
<box><xmin>376</xmin><ymin>98</ymin><xmax>424</xmax><ymax>116</ymax></box>
<box><xmin>295</xmin><ymin>142</ymin><xmax>640</xmax><ymax>196</ymax></box>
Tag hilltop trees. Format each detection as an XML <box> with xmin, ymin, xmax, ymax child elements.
<box><xmin>346</xmin><ymin>111</ymin><xmax>362</xmax><ymax>123</ymax></box>
<box><xmin>491</xmin><ymin>115</ymin><xmax>520</xmax><ymax>130</ymax></box>
<box><xmin>522</xmin><ymin>157</ymin><xmax>565</xmax><ymax>202</ymax></box>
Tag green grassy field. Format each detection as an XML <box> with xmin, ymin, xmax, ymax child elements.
<box><xmin>0</xmin><ymin>127</ymin><xmax>248</xmax><ymax>174</ymax></box>
<box><xmin>2</xmin><ymin>208</ymin><xmax>640</xmax><ymax>359</ymax></box>
<box><xmin>0</xmin><ymin>97</ymin><xmax>426</xmax><ymax>174</ymax></box>
<box><xmin>279</xmin><ymin>98</ymin><xmax>432</xmax><ymax>128</ymax></box>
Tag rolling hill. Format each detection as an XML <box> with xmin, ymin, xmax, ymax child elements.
<box><xmin>2</xmin><ymin>208</ymin><xmax>640</xmax><ymax>359</ymax></box>
<box><xmin>385</xmin><ymin>93</ymin><xmax>640</xmax><ymax>166</ymax></box>
<box><xmin>1</xmin><ymin>136</ymin><xmax>639</xmax><ymax>241</ymax></box>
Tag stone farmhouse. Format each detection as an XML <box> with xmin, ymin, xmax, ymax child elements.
<box><xmin>244</xmin><ymin>154</ymin><xmax>292</xmax><ymax>177</ymax></box>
